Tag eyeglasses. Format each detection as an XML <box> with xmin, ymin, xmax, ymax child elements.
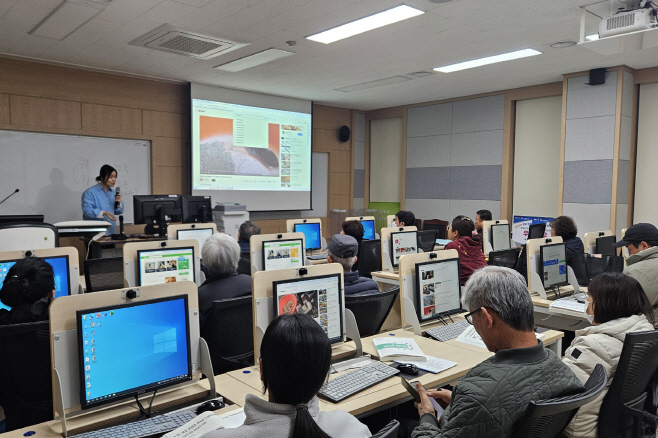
<box><xmin>464</xmin><ymin>307</ymin><xmax>496</xmax><ymax>325</ymax></box>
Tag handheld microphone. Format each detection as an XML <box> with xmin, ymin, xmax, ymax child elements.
<box><xmin>0</xmin><ymin>189</ymin><xmax>19</xmax><ymax>206</ymax></box>
<box><xmin>115</xmin><ymin>186</ymin><xmax>121</xmax><ymax>209</ymax></box>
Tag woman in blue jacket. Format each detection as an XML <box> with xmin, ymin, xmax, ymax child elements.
<box><xmin>81</xmin><ymin>165</ymin><xmax>123</xmax><ymax>235</ymax></box>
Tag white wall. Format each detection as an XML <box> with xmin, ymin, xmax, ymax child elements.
<box><xmin>513</xmin><ymin>95</ymin><xmax>562</xmax><ymax>218</ymax></box>
<box><xmin>369</xmin><ymin>117</ymin><xmax>402</xmax><ymax>203</ymax></box>
<box><xmin>634</xmin><ymin>82</ymin><xmax>658</xmax><ymax>224</ymax></box>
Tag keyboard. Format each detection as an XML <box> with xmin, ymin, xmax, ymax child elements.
<box><xmin>426</xmin><ymin>320</ymin><xmax>470</xmax><ymax>342</ymax></box>
<box><xmin>307</xmin><ymin>254</ymin><xmax>327</xmax><ymax>260</ymax></box>
<box><xmin>71</xmin><ymin>410</ymin><xmax>197</xmax><ymax>438</ymax></box>
<box><xmin>318</xmin><ymin>361</ymin><xmax>399</xmax><ymax>403</ymax></box>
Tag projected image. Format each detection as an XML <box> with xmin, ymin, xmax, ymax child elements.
<box><xmin>199</xmin><ymin>116</ymin><xmax>281</xmax><ymax>177</ymax></box>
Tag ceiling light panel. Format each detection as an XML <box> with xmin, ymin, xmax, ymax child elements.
<box><xmin>30</xmin><ymin>1</ymin><xmax>104</xmax><ymax>40</ymax></box>
<box><xmin>306</xmin><ymin>5</ymin><xmax>425</xmax><ymax>44</ymax></box>
<box><xmin>434</xmin><ymin>48</ymin><xmax>541</xmax><ymax>73</ymax></box>
<box><xmin>215</xmin><ymin>49</ymin><xmax>294</xmax><ymax>72</ymax></box>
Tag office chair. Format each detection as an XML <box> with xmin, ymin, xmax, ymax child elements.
<box><xmin>598</xmin><ymin>330</ymin><xmax>658</xmax><ymax>438</ymax></box>
<box><xmin>423</xmin><ymin>219</ymin><xmax>449</xmax><ymax>239</ymax></box>
<box><xmin>488</xmin><ymin>248</ymin><xmax>521</xmax><ymax>269</ymax></box>
<box><xmin>569</xmin><ymin>252</ymin><xmax>590</xmax><ymax>286</ymax></box>
<box><xmin>585</xmin><ymin>254</ymin><xmax>624</xmax><ymax>282</ymax></box>
<box><xmin>0</xmin><ymin>222</ymin><xmax>59</xmax><ymax>251</ymax></box>
<box><xmin>414</xmin><ymin>219</ymin><xmax>423</xmax><ymax>229</ymax></box>
<box><xmin>84</xmin><ymin>257</ymin><xmax>124</xmax><ymax>292</ymax></box>
<box><xmin>372</xmin><ymin>419</ymin><xmax>400</xmax><ymax>438</ymax></box>
<box><xmin>237</xmin><ymin>251</ymin><xmax>251</xmax><ymax>276</ymax></box>
<box><xmin>0</xmin><ymin>321</ymin><xmax>53</xmax><ymax>431</ymax></box>
<box><xmin>205</xmin><ymin>295</ymin><xmax>254</xmax><ymax>375</ymax></box>
<box><xmin>345</xmin><ymin>287</ymin><xmax>399</xmax><ymax>337</ymax></box>
<box><xmin>511</xmin><ymin>364</ymin><xmax>607</xmax><ymax>438</ymax></box>
<box><xmin>417</xmin><ymin>230</ymin><xmax>440</xmax><ymax>253</ymax></box>
<box><xmin>356</xmin><ymin>239</ymin><xmax>381</xmax><ymax>279</ymax></box>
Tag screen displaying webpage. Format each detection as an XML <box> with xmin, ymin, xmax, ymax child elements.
<box><xmin>491</xmin><ymin>224</ymin><xmax>511</xmax><ymax>251</ymax></box>
<box><xmin>177</xmin><ymin>228</ymin><xmax>213</xmax><ymax>252</ymax></box>
<box><xmin>263</xmin><ymin>239</ymin><xmax>304</xmax><ymax>271</ymax></box>
<box><xmin>541</xmin><ymin>244</ymin><xmax>567</xmax><ymax>288</ymax></box>
<box><xmin>361</xmin><ymin>220</ymin><xmax>375</xmax><ymax>240</ymax></box>
<box><xmin>191</xmin><ymin>99</ymin><xmax>311</xmax><ymax>192</ymax></box>
<box><xmin>274</xmin><ymin>274</ymin><xmax>342</xmax><ymax>341</ymax></box>
<box><xmin>0</xmin><ymin>256</ymin><xmax>70</xmax><ymax>311</ymax></box>
<box><xmin>138</xmin><ymin>248</ymin><xmax>194</xmax><ymax>286</ymax></box>
<box><xmin>391</xmin><ymin>231</ymin><xmax>418</xmax><ymax>267</ymax></box>
<box><xmin>417</xmin><ymin>259</ymin><xmax>461</xmax><ymax>320</ymax></box>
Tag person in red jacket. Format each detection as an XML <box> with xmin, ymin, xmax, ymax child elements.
<box><xmin>444</xmin><ymin>215</ymin><xmax>487</xmax><ymax>286</ymax></box>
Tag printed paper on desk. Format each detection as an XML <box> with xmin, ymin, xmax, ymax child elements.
<box><xmin>455</xmin><ymin>325</ymin><xmax>488</xmax><ymax>349</ymax></box>
<box><xmin>549</xmin><ymin>300</ymin><xmax>587</xmax><ymax>313</ymax></box>
<box><xmin>163</xmin><ymin>409</ymin><xmax>246</xmax><ymax>438</ymax></box>
<box><xmin>395</xmin><ymin>356</ymin><xmax>457</xmax><ymax>374</ymax></box>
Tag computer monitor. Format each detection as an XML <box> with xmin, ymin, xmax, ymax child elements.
<box><xmin>76</xmin><ymin>295</ymin><xmax>192</xmax><ymax>410</ymax></box>
<box><xmin>390</xmin><ymin>230</ymin><xmax>418</xmax><ymax>268</ymax></box>
<box><xmin>360</xmin><ymin>219</ymin><xmax>376</xmax><ymax>240</ymax></box>
<box><xmin>596</xmin><ymin>235</ymin><xmax>617</xmax><ymax>256</ymax></box>
<box><xmin>273</xmin><ymin>273</ymin><xmax>343</xmax><ymax>343</ymax></box>
<box><xmin>137</xmin><ymin>247</ymin><xmax>195</xmax><ymax>286</ymax></box>
<box><xmin>415</xmin><ymin>258</ymin><xmax>461</xmax><ymax>322</ymax></box>
<box><xmin>488</xmin><ymin>248</ymin><xmax>521</xmax><ymax>269</ymax></box>
<box><xmin>177</xmin><ymin>228</ymin><xmax>213</xmax><ymax>251</ymax></box>
<box><xmin>491</xmin><ymin>223</ymin><xmax>511</xmax><ymax>251</ymax></box>
<box><xmin>528</xmin><ymin>223</ymin><xmax>547</xmax><ymax>240</ymax></box>
<box><xmin>263</xmin><ymin>239</ymin><xmax>304</xmax><ymax>271</ymax></box>
<box><xmin>0</xmin><ymin>255</ymin><xmax>71</xmax><ymax>311</ymax></box>
<box><xmin>540</xmin><ymin>243</ymin><xmax>569</xmax><ymax>289</ymax></box>
<box><xmin>293</xmin><ymin>223</ymin><xmax>322</xmax><ymax>251</ymax></box>
<box><xmin>0</xmin><ymin>215</ymin><xmax>44</xmax><ymax>224</ymax></box>
<box><xmin>133</xmin><ymin>195</ymin><xmax>182</xmax><ymax>237</ymax></box>
<box><xmin>181</xmin><ymin>195</ymin><xmax>212</xmax><ymax>223</ymax></box>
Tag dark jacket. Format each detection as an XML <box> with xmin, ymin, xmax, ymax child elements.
<box><xmin>237</xmin><ymin>241</ymin><xmax>251</xmax><ymax>276</ymax></box>
<box><xmin>444</xmin><ymin>237</ymin><xmax>487</xmax><ymax>286</ymax></box>
<box><xmin>344</xmin><ymin>270</ymin><xmax>380</xmax><ymax>296</ymax></box>
<box><xmin>412</xmin><ymin>342</ymin><xmax>584</xmax><ymax>438</ymax></box>
<box><xmin>198</xmin><ymin>272</ymin><xmax>252</xmax><ymax>337</ymax></box>
<box><xmin>0</xmin><ymin>296</ymin><xmax>52</xmax><ymax>326</ymax></box>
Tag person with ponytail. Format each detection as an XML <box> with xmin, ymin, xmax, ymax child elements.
<box><xmin>202</xmin><ymin>313</ymin><xmax>371</xmax><ymax>438</ymax></box>
<box><xmin>0</xmin><ymin>257</ymin><xmax>55</xmax><ymax>326</ymax></box>
<box><xmin>444</xmin><ymin>215</ymin><xmax>487</xmax><ymax>286</ymax></box>
<box><xmin>81</xmin><ymin>164</ymin><xmax>123</xmax><ymax>235</ymax></box>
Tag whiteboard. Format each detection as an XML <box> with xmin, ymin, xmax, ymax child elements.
<box><xmin>0</xmin><ymin>130</ymin><xmax>150</xmax><ymax>224</ymax></box>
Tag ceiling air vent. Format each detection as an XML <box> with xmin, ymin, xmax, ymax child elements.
<box><xmin>129</xmin><ymin>24</ymin><xmax>248</xmax><ymax>60</ymax></box>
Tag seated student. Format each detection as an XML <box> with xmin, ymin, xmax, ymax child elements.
<box><xmin>561</xmin><ymin>272</ymin><xmax>654</xmax><ymax>438</ymax></box>
<box><xmin>202</xmin><ymin>313</ymin><xmax>371</xmax><ymax>438</ymax></box>
<box><xmin>237</xmin><ymin>221</ymin><xmax>261</xmax><ymax>275</ymax></box>
<box><xmin>341</xmin><ymin>220</ymin><xmax>364</xmax><ymax>272</ymax></box>
<box><xmin>413</xmin><ymin>267</ymin><xmax>583</xmax><ymax>438</ymax></box>
<box><xmin>474</xmin><ymin>209</ymin><xmax>492</xmax><ymax>235</ymax></box>
<box><xmin>395</xmin><ymin>210</ymin><xmax>416</xmax><ymax>228</ymax></box>
<box><xmin>444</xmin><ymin>216</ymin><xmax>487</xmax><ymax>286</ymax></box>
<box><xmin>0</xmin><ymin>257</ymin><xmax>55</xmax><ymax>326</ymax></box>
<box><xmin>198</xmin><ymin>233</ymin><xmax>252</xmax><ymax>337</ymax></box>
<box><xmin>327</xmin><ymin>234</ymin><xmax>379</xmax><ymax>296</ymax></box>
<box><xmin>612</xmin><ymin>223</ymin><xmax>658</xmax><ymax>327</ymax></box>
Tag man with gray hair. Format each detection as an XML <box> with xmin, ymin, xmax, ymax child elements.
<box><xmin>327</xmin><ymin>234</ymin><xmax>380</xmax><ymax>296</ymax></box>
<box><xmin>412</xmin><ymin>266</ymin><xmax>583</xmax><ymax>438</ymax></box>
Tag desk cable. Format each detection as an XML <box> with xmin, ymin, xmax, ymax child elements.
<box><xmin>135</xmin><ymin>389</ymin><xmax>158</xmax><ymax>419</ymax></box>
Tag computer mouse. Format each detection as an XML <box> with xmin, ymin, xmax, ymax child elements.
<box><xmin>397</xmin><ymin>363</ymin><xmax>420</xmax><ymax>375</ymax></box>
<box><xmin>196</xmin><ymin>399</ymin><xmax>225</xmax><ymax>415</ymax></box>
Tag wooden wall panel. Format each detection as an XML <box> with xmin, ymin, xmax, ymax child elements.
<box><xmin>81</xmin><ymin>103</ymin><xmax>142</xmax><ymax>136</ymax></box>
<box><xmin>330</xmin><ymin>150</ymin><xmax>351</xmax><ymax>172</ymax></box>
<box><xmin>143</xmin><ymin>110</ymin><xmax>185</xmax><ymax>138</ymax></box>
<box><xmin>329</xmin><ymin>172</ymin><xmax>350</xmax><ymax>195</ymax></box>
<box><xmin>152</xmin><ymin>166</ymin><xmax>183</xmax><ymax>195</ymax></box>
<box><xmin>10</xmin><ymin>95</ymin><xmax>81</xmax><ymax>130</ymax></box>
<box><xmin>0</xmin><ymin>94</ymin><xmax>8</xmax><ymax>125</ymax></box>
<box><xmin>152</xmin><ymin>137</ymin><xmax>185</xmax><ymax>167</ymax></box>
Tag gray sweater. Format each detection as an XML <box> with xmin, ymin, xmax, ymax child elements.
<box><xmin>201</xmin><ymin>394</ymin><xmax>371</xmax><ymax>438</ymax></box>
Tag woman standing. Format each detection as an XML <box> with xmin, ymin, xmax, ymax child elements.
<box><xmin>82</xmin><ymin>165</ymin><xmax>123</xmax><ymax>235</ymax></box>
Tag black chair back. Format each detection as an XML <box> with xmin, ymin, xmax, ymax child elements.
<box><xmin>417</xmin><ymin>230</ymin><xmax>439</xmax><ymax>253</ymax></box>
<box><xmin>357</xmin><ymin>239</ymin><xmax>381</xmax><ymax>279</ymax></box>
<box><xmin>345</xmin><ymin>287</ymin><xmax>399</xmax><ymax>337</ymax></box>
<box><xmin>569</xmin><ymin>252</ymin><xmax>590</xmax><ymax>286</ymax></box>
<box><xmin>206</xmin><ymin>295</ymin><xmax>254</xmax><ymax>375</ymax></box>
<box><xmin>0</xmin><ymin>321</ymin><xmax>53</xmax><ymax>431</ymax></box>
<box><xmin>372</xmin><ymin>419</ymin><xmax>400</xmax><ymax>438</ymax></box>
<box><xmin>84</xmin><ymin>257</ymin><xmax>124</xmax><ymax>292</ymax></box>
<box><xmin>512</xmin><ymin>364</ymin><xmax>607</xmax><ymax>438</ymax></box>
<box><xmin>237</xmin><ymin>251</ymin><xmax>251</xmax><ymax>276</ymax></box>
<box><xmin>585</xmin><ymin>254</ymin><xmax>624</xmax><ymax>282</ymax></box>
<box><xmin>599</xmin><ymin>330</ymin><xmax>658</xmax><ymax>438</ymax></box>
<box><xmin>423</xmin><ymin>219</ymin><xmax>449</xmax><ymax>239</ymax></box>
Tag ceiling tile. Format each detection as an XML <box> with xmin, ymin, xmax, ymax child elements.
<box><xmin>140</xmin><ymin>0</ymin><xmax>198</xmax><ymax>22</ymax></box>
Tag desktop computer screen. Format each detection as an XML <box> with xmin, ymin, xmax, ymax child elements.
<box><xmin>596</xmin><ymin>235</ymin><xmax>617</xmax><ymax>256</ymax></box>
<box><xmin>177</xmin><ymin>228</ymin><xmax>213</xmax><ymax>252</ymax></box>
<box><xmin>488</xmin><ymin>248</ymin><xmax>521</xmax><ymax>269</ymax></box>
<box><xmin>360</xmin><ymin>220</ymin><xmax>375</xmax><ymax>240</ymax></box>
<box><xmin>528</xmin><ymin>223</ymin><xmax>547</xmax><ymax>240</ymax></box>
<box><xmin>540</xmin><ymin>243</ymin><xmax>569</xmax><ymax>289</ymax></box>
<box><xmin>491</xmin><ymin>224</ymin><xmax>511</xmax><ymax>251</ymax></box>
<box><xmin>0</xmin><ymin>255</ymin><xmax>70</xmax><ymax>311</ymax></box>
<box><xmin>390</xmin><ymin>230</ymin><xmax>418</xmax><ymax>268</ymax></box>
<box><xmin>181</xmin><ymin>195</ymin><xmax>212</xmax><ymax>223</ymax></box>
<box><xmin>137</xmin><ymin>247</ymin><xmax>195</xmax><ymax>286</ymax></box>
<box><xmin>293</xmin><ymin>223</ymin><xmax>321</xmax><ymax>250</ymax></box>
<box><xmin>273</xmin><ymin>273</ymin><xmax>343</xmax><ymax>343</ymax></box>
<box><xmin>76</xmin><ymin>295</ymin><xmax>192</xmax><ymax>410</ymax></box>
<box><xmin>415</xmin><ymin>258</ymin><xmax>461</xmax><ymax>322</ymax></box>
<box><xmin>263</xmin><ymin>239</ymin><xmax>304</xmax><ymax>271</ymax></box>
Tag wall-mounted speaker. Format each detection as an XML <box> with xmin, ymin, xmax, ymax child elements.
<box><xmin>588</xmin><ymin>68</ymin><xmax>607</xmax><ymax>85</ymax></box>
<box><xmin>338</xmin><ymin>125</ymin><xmax>351</xmax><ymax>142</ymax></box>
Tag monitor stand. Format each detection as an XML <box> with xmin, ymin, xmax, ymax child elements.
<box><xmin>328</xmin><ymin>309</ymin><xmax>371</xmax><ymax>373</ymax></box>
<box><xmin>529</xmin><ymin>264</ymin><xmax>580</xmax><ymax>300</ymax></box>
<box><xmin>145</xmin><ymin>209</ymin><xmax>170</xmax><ymax>237</ymax></box>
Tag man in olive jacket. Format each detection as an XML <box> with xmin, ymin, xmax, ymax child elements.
<box><xmin>412</xmin><ymin>266</ymin><xmax>583</xmax><ymax>438</ymax></box>
<box><xmin>613</xmin><ymin>223</ymin><xmax>658</xmax><ymax>327</ymax></box>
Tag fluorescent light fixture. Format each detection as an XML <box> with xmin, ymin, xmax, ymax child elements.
<box><xmin>434</xmin><ymin>48</ymin><xmax>542</xmax><ymax>73</ymax></box>
<box><xmin>30</xmin><ymin>0</ymin><xmax>104</xmax><ymax>40</ymax></box>
<box><xmin>586</xmin><ymin>34</ymin><xmax>600</xmax><ymax>41</ymax></box>
<box><xmin>306</xmin><ymin>5</ymin><xmax>424</xmax><ymax>44</ymax></box>
<box><xmin>214</xmin><ymin>49</ymin><xmax>294</xmax><ymax>72</ymax></box>
<box><xmin>335</xmin><ymin>75</ymin><xmax>412</xmax><ymax>93</ymax></box>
